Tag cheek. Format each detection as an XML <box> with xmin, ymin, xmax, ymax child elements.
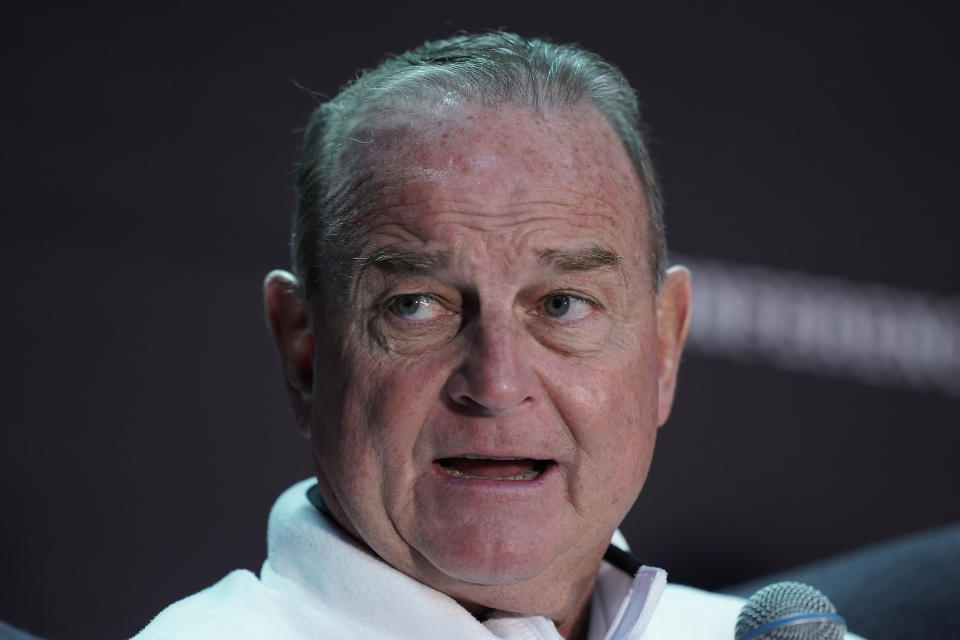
<box><xmin>552</xmin><ymin>341</ymin><xmax>660</xmax><ymax>503</ymax></box>
<box><xmin>329</xmin><ymin>348</ymin><xmax>452</xmax><ymax>486</ymax></box>
<box><xmin>558</xmin><ymin>336</ymin><xmax>659</xmax><ymax>432</ymax></box>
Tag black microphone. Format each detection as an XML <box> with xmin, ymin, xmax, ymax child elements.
<box><xmin>735</xmin><ymin>581</ymin><xmax>847</xmax><ymax>640</ymax></box>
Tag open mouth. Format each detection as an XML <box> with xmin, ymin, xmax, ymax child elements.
<box><xmin>436</xmin><ymin>455</ymin><xmax>554</xmax><ymax>481</ymax></box>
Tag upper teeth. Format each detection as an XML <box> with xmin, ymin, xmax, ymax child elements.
<box><xmin>462</xmin><ymin>454</ymin><xmax>524</xmax><ymax>460</ymax></box>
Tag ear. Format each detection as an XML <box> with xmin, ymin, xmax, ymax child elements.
<box><xmin>263</xmin><ymin>270</ymin><xmax>315</xmax><ymax>437</ymax></box>
<box><xmin>655</xmin><ymin>266</ymin><xmax>693</xmax><ymax>426</ymax></box>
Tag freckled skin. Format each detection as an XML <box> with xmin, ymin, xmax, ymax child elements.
<box><xmin>278</xmin><ymin>104</ymin><xmax>690</xmax><ymax>639</ymax></box>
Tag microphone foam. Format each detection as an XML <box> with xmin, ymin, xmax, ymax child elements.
<box><xmin>735</xmin><ymin>581</ymin><xmax>846</xmax><ymax>640</ymax></box>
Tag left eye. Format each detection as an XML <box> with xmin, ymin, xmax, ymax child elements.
<box><xmin>387</xmin><ymin>294</ymin><xmax>449</xmax><ymax>321</ymax></box>
<box><xmin>542</xmin><ymin>294</ymin><xmax>594</xmax><ymax>321</ymax></box>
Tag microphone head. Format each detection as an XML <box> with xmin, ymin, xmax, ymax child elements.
<box><xmin>735</xmin><ymin>581</ymin><xmax>847</xmax><ymax>640</ymax></box>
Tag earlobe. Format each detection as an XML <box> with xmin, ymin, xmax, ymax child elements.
<box><xmin>655</xmin><ymin>266</ymin><xmax>693</xmax><ymax>426</ymax></box>
<box><xmin>263</xmin><ymin>270</ymin><xmax>315</xmax><ymax>437</ymax></box>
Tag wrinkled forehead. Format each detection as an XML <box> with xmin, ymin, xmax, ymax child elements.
<box><xmin>357</xmin><ymin>103</ymin><xmax>637</xmax><ymax>181</ymax></box>
<box><xmin>339</xmin><ymin>103</ymin><xmax>649</xmax><ymax>251</ymax></box>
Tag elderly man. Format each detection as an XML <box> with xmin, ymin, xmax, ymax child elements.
<box><xmin>134</xmin><ymin>32</ymin><xmax>856</xmax><ymax>640</ymax></box>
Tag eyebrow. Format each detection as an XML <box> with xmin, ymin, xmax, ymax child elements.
<box><xmin>355</xmin><ymin>247</ymin><xmax>450</xmax><ymax>274</ymax></box>
<box><xmin>354</xmin><ymin>244</ymin><xmax>623</xmax><ymax>277</ymax></box>
<box><xmin>538</xmin><ymin>245</ymin><xmax>624</xmax><ymax>274</ymax></box>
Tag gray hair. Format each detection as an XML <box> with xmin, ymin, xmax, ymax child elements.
<box><xmin>292</xmin><ymin>31</ymin><xmax>666</xmax><ymax>303</ymax></box>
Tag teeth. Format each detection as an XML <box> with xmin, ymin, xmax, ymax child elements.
<box><xmin>441</xmin><ymin>467</ymin><xmax>543</xmax><ymax>481</ymax></box>
<box><xmin>462</xmin><ymin>454</ymin><xmax>524</xmax><ymax>461</ymax></box>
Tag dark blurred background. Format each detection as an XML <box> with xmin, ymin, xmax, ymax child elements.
<box><xmin>2</xmin><ymin>2</ymin><xmax>957</xmax><ymax>638</ymax></box>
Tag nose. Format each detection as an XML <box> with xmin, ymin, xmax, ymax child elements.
<box><xmin>445</xmin><ymin>317</ymin><xmax>540</xmax><ymax>417</ymax></box>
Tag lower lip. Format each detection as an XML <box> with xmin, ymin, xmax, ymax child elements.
<box><xmin>431</xmin><ymin>461</ymin><xmax>556</xmax><ymax>489</ymax></box>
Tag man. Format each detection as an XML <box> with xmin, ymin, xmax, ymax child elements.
<box><xmin>134</xmin><ymin>32</ymin><xmax>856</xmax><ymax>639</ymax></box>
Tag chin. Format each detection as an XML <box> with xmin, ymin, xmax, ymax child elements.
<box><xmin>415</xmin><ymin>521</ymin><xmax>568</xmax><ymax>587</ymax></box>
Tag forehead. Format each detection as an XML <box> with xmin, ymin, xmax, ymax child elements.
<box><xmin>350</xmin><ymin>103</ymin><xmax>648</xmax><ymax>265</ymax></box>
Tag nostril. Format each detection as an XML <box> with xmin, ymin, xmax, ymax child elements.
<box><xmin>449</xmin><ymin>392</ymin><xmax>492</xmax><ymax>416</ymax></box>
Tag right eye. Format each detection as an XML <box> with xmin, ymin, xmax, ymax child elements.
<box><xmin>387</xmin><ymin>294</ymin><xmax>449</xmax><ymax>321</ymax></box>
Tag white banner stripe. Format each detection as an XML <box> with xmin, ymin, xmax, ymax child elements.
<box><xmin>672</xmin><ymin>254</ymin><xmax>960</xmax><ymax>397</ymax></box>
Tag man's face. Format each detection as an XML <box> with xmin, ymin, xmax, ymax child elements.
<box><xmin>285</xmin><ymin>104</ymin><xmax>689</xmax><ymax>613</ymax></box>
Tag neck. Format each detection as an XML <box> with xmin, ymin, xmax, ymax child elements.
<box><xmin>555</xmin><ymin>593</ymin><xmax>592</xmax><ymax>640</ymax></box>
<box><xmin>457</xmin><ymin>566</ymin><xmax>597</xmax><ymax>640</ymax></box>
